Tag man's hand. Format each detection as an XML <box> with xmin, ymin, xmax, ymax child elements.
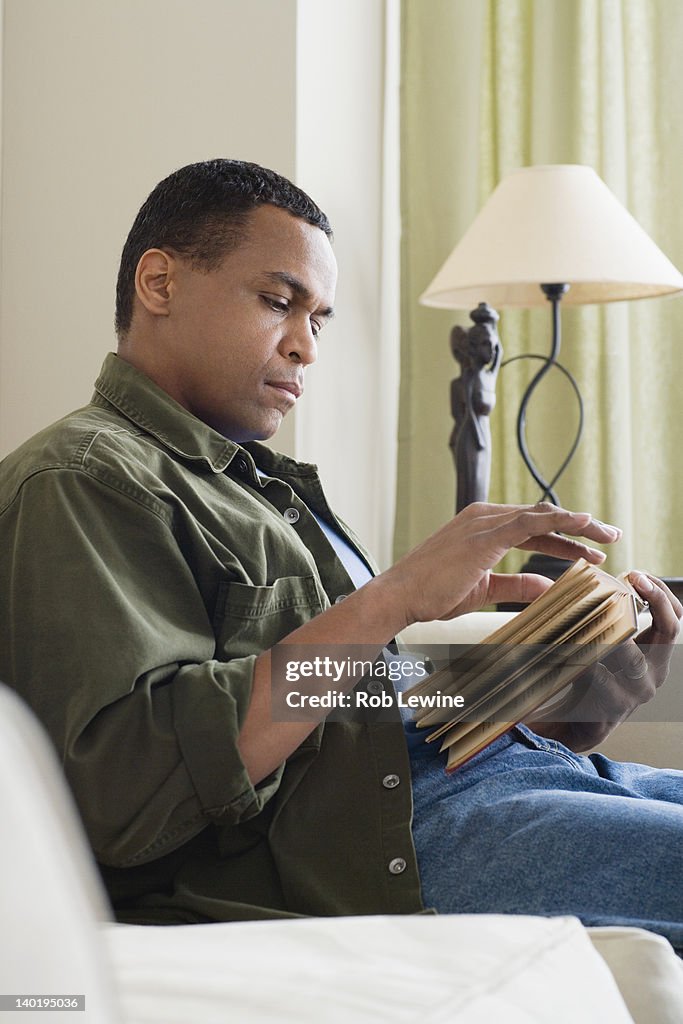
<box><xmin>383</xmin><ymin>501</ymin><xmax>622</xmax><ymax>629</ymax></box>
<box><xmin>529</xmin><ymin>573</ymin><xmax>683</xmax><ymax>751</ymax></box>
<box><xmin>240</xmin><ymin>500</ymin><xmax>621</xmax><ymax>784</ymax></box>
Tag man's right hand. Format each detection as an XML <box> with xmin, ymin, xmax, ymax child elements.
<box><xmin>381</xmin><ymin>501</ymin><xmax>622</xmax><ymax>629</ymax></box>
<box><xmin>241</xmin><ymin>500</ymin><xmax>621</xmax><ymax>784</ymax></box>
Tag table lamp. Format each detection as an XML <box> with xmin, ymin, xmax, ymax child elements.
<box><xmin>420</xmin><ymin>164</ymin><xmax>683</xmax><ymax>575</ymax></box>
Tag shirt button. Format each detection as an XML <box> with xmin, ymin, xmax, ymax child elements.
<box><xmin>235</xmin><ymin>456</ymin><xmax>249</xmax><ymax>475</ymax></box>
<box><xmin>382</xmin><ymin>774</ymin><xmax>400</xmax><ymax>789</ymax></box>
<box><xmin>283</xmin><ymin>507</ymin><xmax>300</xmax><ymax>524</ymax></box>
<box><xmin>366</xmin><ymin>680</ymin><xmax>383</xmax><ymax>695</ymax></box>
<box><xmin>388</xmin><ymin>857</ymin><xmax>407</xmax><ymax>875</ymax></box>
<box><xmin>334</xmin><ymin>594</ymin><xmax>348</xmax><ymax>604</ymax></box>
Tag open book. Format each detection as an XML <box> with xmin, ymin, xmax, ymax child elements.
<box><xmin>405</xmin><ymin>559</ymin><xmax>646</xmax><ymax>773</ymax></box>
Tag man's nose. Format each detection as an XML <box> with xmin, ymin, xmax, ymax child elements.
<box><xmin>283</xmin><ymin>321</ymin><xmax>318</xmax><ymax>365</ymax></box>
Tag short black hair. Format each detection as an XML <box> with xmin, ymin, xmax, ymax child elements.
<box><xmin>115</xmin><ymin>158</ymin><xmax>333</xmax><ymax>336</ymax></box>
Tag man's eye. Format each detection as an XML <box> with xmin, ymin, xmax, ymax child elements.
<box><xmin>311</xmin><ymin>320</ymin><xmax>322</xmax><ymax>338</ymax></box>
<box><xmin>263</xmin><ymin>296</ymin><xmax>289</xmax><ymax>313</ymax></box>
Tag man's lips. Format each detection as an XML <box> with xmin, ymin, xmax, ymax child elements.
<box><xmin>266</xmin><ymin>381</ymin><xmax>303</xmax><ymax>400</ymax></box>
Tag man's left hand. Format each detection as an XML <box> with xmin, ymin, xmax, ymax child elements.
<box><xmin>528</xmin><ymin>573</ymin><xmax>683</xmax><ymax>751</ymax></box>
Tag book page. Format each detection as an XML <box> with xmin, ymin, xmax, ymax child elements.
<box><xmin>441</xmin><ymin>597</ymin><xmax>638</xmax><ymax>771</ymax></box>
<box><xmin>416</xmin><ymin>589</ymin><xmax>635</xmax><ymax>736</ymax></box>
<box><xmin>405</xmin><ymin>560</ymin><xmax>642</xmax><ymax>772</ymax></box>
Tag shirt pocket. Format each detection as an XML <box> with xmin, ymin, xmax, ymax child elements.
<box><xmin>212</xmin><ymin>574</ymin><xmax>329</xmax><ymax>659</ymax></box>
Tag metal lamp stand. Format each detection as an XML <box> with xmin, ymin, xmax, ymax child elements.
<box><xmin>512</xmin><ymin>282</ymin><xmax>584</xmax><ymax>582</ymax></box>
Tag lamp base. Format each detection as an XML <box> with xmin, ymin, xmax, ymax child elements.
<box><xmin>520</xmin><ymin>551</ymin><xmax>575</xmax><ymax>580</ymax></box>
<box><xmin>497</xmin><ymin>552</ymin><xmax>574</xmax><ymax>611</ymax></box>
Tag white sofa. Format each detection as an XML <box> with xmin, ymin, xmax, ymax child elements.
<box><xmin>2</xmin><ymin>613</ymin><xmax>683</xmax><ymax>1024</ymax></box>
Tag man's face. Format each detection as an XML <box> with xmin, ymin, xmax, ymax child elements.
<box><xmin>161</xmin><ymin>204</ymin><xmax>337</xmax><ymax>441</ymax></box>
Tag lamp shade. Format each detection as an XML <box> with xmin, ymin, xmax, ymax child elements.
<box><xmin>420</xmin><ymin>164</ymin><xmax>683</xmax><ymax>309</ymax></box>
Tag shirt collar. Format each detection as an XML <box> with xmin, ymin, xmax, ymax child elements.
<box><xmin>92</xmin><ymin>353</ymin><xmax>239</xmax><ymax>473</ymax></box>
<box><xmin>91</xmin><ymin>353</ymin><xmax>316</xmax><ymax>479</ymax></box>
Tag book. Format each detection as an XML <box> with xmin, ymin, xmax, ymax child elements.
<box><xmin>404</xmin><ymin>558</ymin><xmax>647</xmax><ymax>773</ymax></box>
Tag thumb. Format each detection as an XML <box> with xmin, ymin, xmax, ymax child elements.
<box><xmin>485</xmin><ymin>572</ymin><xmax>554</xmax><ymax>607</ymax></box>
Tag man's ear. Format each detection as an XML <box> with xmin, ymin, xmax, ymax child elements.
<box><xmin>134</xmin><ymin>249</ymin><xmax>176</xmax><ymax>318</ymax></box>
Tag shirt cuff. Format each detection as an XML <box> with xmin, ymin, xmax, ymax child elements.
<box><xmin>171</xmin><ymin>655</ymin><xmax>284</xmax><ymax>825</ymax></box>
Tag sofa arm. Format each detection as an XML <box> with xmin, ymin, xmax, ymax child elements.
<box><xmin>398</xmin><ymin>610</ymin><xmax>656</xmax><ymax>649</ymax></box>
<box><xmin>0</xmin><ymin>685</ymin><xmax>121</xmax><ymax>1022</ymax></box>
<box><xmin>397</xmin><ymin>611</ymin><xmax>517</xmax><ymax>648</ymax></box>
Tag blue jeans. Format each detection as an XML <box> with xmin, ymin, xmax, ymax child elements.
<box><xmin>407</xmin><ymin>722</ymin><xmax>683</xmax><ymax>952</ymax></box>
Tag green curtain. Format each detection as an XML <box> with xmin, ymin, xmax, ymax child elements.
<box><xmin>397</xmin><ymin>0</ymin><xmax>683</xmax><ymax>579</ymax></box>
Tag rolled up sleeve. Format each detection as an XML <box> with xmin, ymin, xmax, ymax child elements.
<box><xmin>1</xmin><ymin>466</ymin><xmax>287</xmax><ymax>868</ymax></box>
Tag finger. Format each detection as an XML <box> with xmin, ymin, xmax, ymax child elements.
<box><xmin>484</xmin><ymin>572</ymin><xmax>554</xmax><ymax>606</ymax></box>
<box><xmin>627</xmin><ymin>572</ymin><xmax>680</xmax><ymax>687</ymax></box>
<box><xmin>629</xmin><ymin>572</ymin><xmax>683</xmax><ymax>644</ymax></box>
<box><xmin>526</xmin><ymin>503</ymin><xmax>623</xmax><ymax>545</ymax></box>
<box><xmin>463</xmin><ymin>503</ymin><xmax>622</xmax><ymax>563</ymax></box>
<box><xmin>602</xmin><ymin>635</ymin><xmax>671</xmax><ymax>694</ymax></box>
<box><xmin>578</xmin><ymin>662</ymin><xmax>629</xmax><ymax>717</ymax></box>
<box><xmin>602</xmin><ymin>638</ymin><xmax>651</xmax><ymax>683</ymax></box>
<box><xmin>571</xmin><ymin>661</ymin><xmax>648</xmax><ymax>722</ymax></box>
<box><xmin>491</xmin><ymin>506</ymin><xmax>620</xmax><ymax>552</ymax></box>
<box><xmin>650</xmin><ymin>576</ymin><xmax>683</xmax><ymax>619</ymax></box>
<box><xmin>517</xmin><ymin>533</ymin><xmax>607</xmax><ymax>565</ymax></box>
<box><xmin>583</xmin><ymin>516</ymin><xmax>623</xmax><ymax>544</ymax></box>
<box><xmin>550</xmin><ymin>662</ymin><xmax>628</xmax><ymax>727</ymax></box>
<box><xmin>464</xmin><ymin>501</ymin><xmax>617</xmax><ymax>536</ymax></box>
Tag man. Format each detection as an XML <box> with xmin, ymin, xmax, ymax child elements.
<box><xmin>1</xmin><ymin>159</ymin><xmax>682</xmax><ymax>942</ymax></box>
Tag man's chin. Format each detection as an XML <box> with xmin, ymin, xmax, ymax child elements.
<box><xmin>221</xmin><ymin>414</ymin><xmax>283</xmax><ymax>444</ymax></box>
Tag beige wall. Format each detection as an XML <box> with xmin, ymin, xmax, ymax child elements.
<box><xmin>0</xmin><ymin>0</ymin><xmax>395</xmax><ymax>559</ymax></box>
<box><xmin>295</xmin><ymin>0</ymin><xmax>398</xmax><ymax>566</ymax></box>
<box><xmin>0</xmin><ymin>0</ymin><xmax>299</xmax><ymax>455</ymax></box>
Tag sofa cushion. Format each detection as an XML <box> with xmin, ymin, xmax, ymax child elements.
<box><xmin>589</xmin><ymin>926</ymin><xmax>683</xmax><ymax>1024</ymax></box>
<box><xmin>104</xmin><ymin>913</ymin><xmax>634</xmax><ymax>1023</ymax></box>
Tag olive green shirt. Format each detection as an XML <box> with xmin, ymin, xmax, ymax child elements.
<box><xmin>0</xmin><ymin>353</ymin><xmax>424</xmax><ymax>923</ymax></box>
